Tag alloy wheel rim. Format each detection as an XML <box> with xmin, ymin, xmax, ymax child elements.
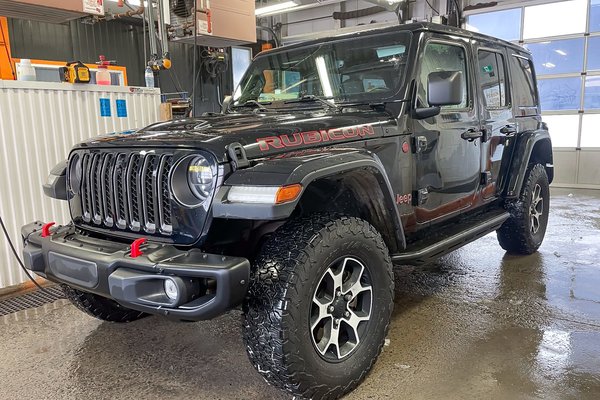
<box><xmin>530</xmin><ymin>183</ymin><xmax>544</xmax><ymax>235</ymax></box>
<box><xmin>310</xmin><ymin>257</ymin><xmax>373</xmax><ymax>361</ymax></box>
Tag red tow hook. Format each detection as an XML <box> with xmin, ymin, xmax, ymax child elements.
<box><xmin>41</xmin><ymin>222</ymin><xmax>56</xmax><ymax>238</ymax></box>
<box><xmin>130</xmin><ymin>238</ymin><xmax>147</xmax><ymax>258</ymax></box>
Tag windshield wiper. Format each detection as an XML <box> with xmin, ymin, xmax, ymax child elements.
<box><xmin>230</xmin><ymin>100</ymin><xmax>272</xmax><ymax>113</ymax></box>
<box><xmin>284</xmin><ymin>95</ymin><xmax>341</xmax><ymax>113</ymax></box>
<box><xmin>338</xmin><ymin>99</ymin><xmax>408</xmax><ymax>117</ymax></box>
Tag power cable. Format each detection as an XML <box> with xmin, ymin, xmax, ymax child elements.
<box><xmin>0</xmin><ymin>215</ymin><xmax>44</xmax><ymax>291</ymax></box>
<box><xmin>425</xmin><ymin>0</ymin><xmax>439</xmax><ymax>15</ymax></box>
<box><xmin>142</xmin><ymin>5</ymin><xmax>147</xmax><ymax>68</ymax></box>
<box><xmin>192</xmin><ymin>7</ymin><xmax>199</xmax><ymax>117</ymax></box>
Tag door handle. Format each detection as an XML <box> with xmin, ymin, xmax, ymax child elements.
<box><xmin>461</xmin><ymin>128</ymin><xmax>483</xmax><ymax>141</ymax></box>
<box><xmin>500</xmin><ymin>124</ymin><xmax>517</xmax><ymax>136</ymax></box>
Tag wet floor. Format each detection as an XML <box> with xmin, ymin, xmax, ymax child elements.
<box><xmin>1</xmin><ymin>189</ymin><xmax>599</xmax><ymax>399</ymax></box>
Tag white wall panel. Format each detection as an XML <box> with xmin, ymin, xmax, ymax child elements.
<box><xmin>0</xmin><ymin>81</ymin><xmax>161</xmax><ymax>289</ymax></box>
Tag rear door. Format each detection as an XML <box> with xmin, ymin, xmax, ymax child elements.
<box><xmin>411</xmin><ymin>34</ymin><xmax>482</xmax><ymax>225</ymax></box>
<box><xmin>473</xmin><ymin>42</ymin><xmax>514</xmax><ymax>199</ymax></box>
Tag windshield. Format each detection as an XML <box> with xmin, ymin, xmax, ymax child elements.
<box><xmin>232</xmin><ymin>31</ymin><xmax>412</xmax><ymax>108</ymax></box>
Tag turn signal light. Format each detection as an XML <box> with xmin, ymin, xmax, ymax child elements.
<box><xmin>275</xmin><ymin>184</ymin><xmax>302</xmax><ymax>204</ymax></box>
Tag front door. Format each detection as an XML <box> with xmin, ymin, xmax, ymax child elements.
<box><xmin>411</xmin><ymin>35</ymin><xmax>482</xmax><ymax>225</ymax></box>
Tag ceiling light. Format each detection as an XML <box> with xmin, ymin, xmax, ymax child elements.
<box><xmin>255</xmin><ymin>1</ymin><xmax>298</xmax><ymax>16</ymax></box>
<box><xmin>542</xmin><ymin>62</ymin><xmax>556</xmax><ymax>69</ymax></box>
<box><xmin>555</xmin><ymin>49</ymin><xmax>567</xmax><ymax>56</ymax></box>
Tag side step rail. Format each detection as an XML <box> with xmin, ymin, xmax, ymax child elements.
<box><xmin>391</xmin><ymin>211</ymin><xmax>510</xmax><ymax>265</ymax></box>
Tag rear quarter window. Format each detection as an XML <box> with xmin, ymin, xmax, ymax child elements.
<box><xmin>509</xmin><ymin>55</ymin><xmax>538</xmax><ymax>108</ymax></box>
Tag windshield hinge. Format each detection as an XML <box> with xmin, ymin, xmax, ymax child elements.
<box><xmin>227</xmin><ymin>142</ymin><xmax>250</xmax><ymax>170</ymax></box>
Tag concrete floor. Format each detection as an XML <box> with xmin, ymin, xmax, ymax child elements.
<box><xmin>1</xmin><ymin>189</ymin><xmax>599</xmax><ymax>400</ymax></box>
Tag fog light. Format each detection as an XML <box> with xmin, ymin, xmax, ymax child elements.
<box><xmin>164</xmin><ymin>278</ymin><xmax>179</xmax><ymax>300</ymax></box>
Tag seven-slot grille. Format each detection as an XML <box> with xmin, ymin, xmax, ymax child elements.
<box><xmin>76</xmin><ymin>151</ymin><xmax>174</xmax><ymax>236</ymax></box>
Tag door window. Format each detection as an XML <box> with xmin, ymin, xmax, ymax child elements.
<box><xmin>477</xmin><ymin>50</ymin><xmax>508</xmax><ymax>109</ymax></box>
<box><xmin>418</xmin><ymin>42</ymin><xmax>469</xmax><ymax>109</ymax></box>
<box><xmin>509</xmin><ymin>56</ymin><xmax>538</xmax><ymax>108</ymax></box>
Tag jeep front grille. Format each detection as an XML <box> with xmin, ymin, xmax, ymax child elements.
<box><xmin>78</xmin><ymin>151</ymin><xmax>174</xmax><ymax>235</ymax></box>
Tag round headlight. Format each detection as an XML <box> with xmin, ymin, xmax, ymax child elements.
<box><xmin>68</xmin><ymin>154</ymin><xmax>83</xmax><ymax>194</ymax></box>
<box><xmin>187</xmin><ymin>156</ymin><xmax>214</xmax><ymax>202</ymax></box>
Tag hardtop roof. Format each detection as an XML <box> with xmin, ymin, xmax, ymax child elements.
<box><xmin>261</xmin><ymin>22</ymin><xmax>529</xmax><ymax>58</ymax></box>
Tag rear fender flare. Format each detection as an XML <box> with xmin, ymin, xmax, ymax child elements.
<box><xmin>503</xmin><ymin>129</ymin><xmax>553</xmax><ymax>199</ymax></box>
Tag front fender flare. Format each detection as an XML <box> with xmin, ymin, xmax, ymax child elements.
<box><xmin>212</xmin><ymin>150</ymin><xmax>406</xmax><ymax>250</ymax></box>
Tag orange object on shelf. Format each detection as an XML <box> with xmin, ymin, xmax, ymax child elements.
<box><xmin>0</xmin><ymin>17</ymin><xmax>15</xmax><ymax>80</ymax></box>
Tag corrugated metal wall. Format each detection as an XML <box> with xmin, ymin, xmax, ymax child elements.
<box><xmin>8</xmin><ymin>18</ymin><xmax>233</xmax><ymax>114</ymax></box>
<box><xmin>0</xmin><ymin>16</ymin><xmax>235</xmax><ymax>289</ymax></box>
<box><xmin>0</xmin><ymin>81</ymin><xmax>161</xmax><ymax>288</ymax></box>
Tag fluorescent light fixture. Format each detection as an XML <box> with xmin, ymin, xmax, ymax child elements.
<box><xmin>542</xmin><ymin>62</ymin><xmax>556</xmax><ymax>69</ymax></box>
<box><xmin>555</xmin><ymin>49</ymin><xmax>567</xmax><ymax>56</ymax></box>
<box><xmin>256</xmin><ymin>1</ymin><xmax>298</xmax><ymax>16</ymax></box>
<box><xmin>315</xmin><ymin>56</ymin><xmax>334</xmax><ymax>98</ymax></box>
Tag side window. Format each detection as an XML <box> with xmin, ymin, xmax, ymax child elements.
<box><xmin>510</xmin><ymin>56</ymin><xmax>538</xmax><ymax>107</ymax></box>
<box><xmin>419</xmin><ymin>42</ymin><xmax>469</xmax><ymax>109</ymax></box>
<box><xmin>477</xmin><ymin>50</ymin><xmax>508</xmax><ymax>108</ymax></box>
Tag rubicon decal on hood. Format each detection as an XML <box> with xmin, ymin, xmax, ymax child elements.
<box><xmin>257</xmin><ymin>124</ymin><xmax>376</xmax><ymax>151</ymax></box>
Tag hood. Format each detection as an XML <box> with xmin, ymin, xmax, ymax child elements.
<box><xmin>75</xmin><ymin>110</ymin><xmax>390</xmax><ymax>162</ymax></box>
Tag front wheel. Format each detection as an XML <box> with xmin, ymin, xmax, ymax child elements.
<box><xmin>243</xmin><ymin>215</ymin><xmax>394</xmax><ymax>400</ymax></box>
<box><xmin>497</xmin><ymin>163</ymin><xmax>550</xmax><ymax>254</ymax></box>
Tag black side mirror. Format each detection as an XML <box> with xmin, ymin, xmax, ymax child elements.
<box><xmin>427</xmin><ymin>71</ymin><xmax>464</xmax><ymax>107</ymax></box>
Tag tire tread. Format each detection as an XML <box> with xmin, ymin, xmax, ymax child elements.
<box><xmin>242</xmin><ymin>214</ymin><xmax>393</xmax><ymax>399</ymax></box>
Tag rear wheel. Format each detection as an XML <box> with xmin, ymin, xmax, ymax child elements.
<box><xmin>497</xmin><ymin>163</ymin><xmax>550</xmax><ymax>254</ymax></box>
<box><xmin>62</xmin><ymin>284</ymin><xmax>148</xmax><ymax>323</ymax></box>
<box><xmin>243</xmin><ymin>215</ymin><xmax>394</xmax><ymax>399</ymax></box>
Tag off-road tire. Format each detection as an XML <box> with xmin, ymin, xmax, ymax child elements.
<box><xmin>242</xmin><ymin>215</ymin><xmax>394</xmax><ymax>400</ymax></box>
<box><xmin>62</xmin><ymin>284</ymin><xmax>148</xmax><ymax>323</ymax></box>
<box><xmin>497</xmin><ymin>163</ymin><xmax>550</xmax><ymax>254</ymax></box>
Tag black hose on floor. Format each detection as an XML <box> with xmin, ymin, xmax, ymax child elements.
<box><xmin>0</xmin><ymin>215</ymin><xmax>44</xmax><ymax>291</ymax></box>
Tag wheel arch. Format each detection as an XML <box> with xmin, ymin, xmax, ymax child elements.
<box><xmin>210</xmin><ymin>151</ymin><xmax>406</xmax><ymax>253</ymax></box>
<box><xmin>503</xmin><ymin>129</ymin><xmax>554</xmax><ymax>199</ymax></box>
<box><xmin>295</xmin><ymin>165</ymin><xmax>405</xmax><ymax>253</ymax></box>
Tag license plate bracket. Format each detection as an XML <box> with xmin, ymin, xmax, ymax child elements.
<box><xmin>48</xmin><ymin>252</ymin><xmax>99</xmax><ymax>289</ymax></box>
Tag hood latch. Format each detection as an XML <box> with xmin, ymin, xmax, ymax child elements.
<box><xmin>227</xmin><ymin>142</ymin><xmax>250</xmax><ymax>171</ymax></box>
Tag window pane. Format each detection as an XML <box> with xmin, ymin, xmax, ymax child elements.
<box><xmin>538</xmin><ymin>77</ymin><xmax>582</xmax><ymax>111</ymax></box>
<box><xmin>591</xmin><ymin>0</ymin><xmax>600</xmax><ymax>32</ymax></box>
<box><xmin>581</xmin><ymin>114</ymin><xmax>600</xmax><ymax>147</ymax></box>
<box><xmin>523</xmin><ymin>0</ymin><xmax>587</xmax><ymax>39</ymax></box>
<box><xmin>510</xmin><ymin>56</ymin><xmax>537</xmax><ymax>107</ymax></box>
<box><xmin>526</xmin><ymin>38</ymin><xmax>585</xmax><ymax>75</ymax></box>
<box><xmin>478</xmin><ymin>51</ymin><xmax>507</xmax><ymax>108</ymax></box>
<box><xmin>542</xmin><ymin>114</ymin><xmax>580</xmax><ymax>147</ymax></box>
<box><xmin>584</xmin><ymin>76</ymin><xmax>600</xmax><ymax>109</ymax></box>
<box><xmin>466</xmin><ymin>8</ymin><xmax>522</xmax><ymax>41</ymax></box>
<box><xmin>418</xmin><ymin>43</ymin><xmax>468</xmax><ymax>109</ymax></box>
<box><xmin>587</xmin><ymin>37</ymin><xmax>600</xmax><ymax>71</ymax></box>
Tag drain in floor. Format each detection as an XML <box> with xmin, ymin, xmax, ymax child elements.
<box><xmin>0</xmin><ymin>285</ymin><xmax>65</xmax><ymax>317</ymax></box>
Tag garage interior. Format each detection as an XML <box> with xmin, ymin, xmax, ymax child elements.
<box><xmin>0</xmin><ymin>0</ymin><xmax>599</xmax><ymax>399</ymax></box>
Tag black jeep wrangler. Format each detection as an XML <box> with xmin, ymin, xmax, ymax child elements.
<box><xmin>23</xmin><ymin>23</ymin><xmax>552</xmax><ymax>399</ymax></box>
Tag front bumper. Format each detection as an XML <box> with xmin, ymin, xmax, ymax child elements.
<box><xmin>21</xmin><ymin>222</ymin><xmax>250</xmax><ymax>321</ymax></box>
